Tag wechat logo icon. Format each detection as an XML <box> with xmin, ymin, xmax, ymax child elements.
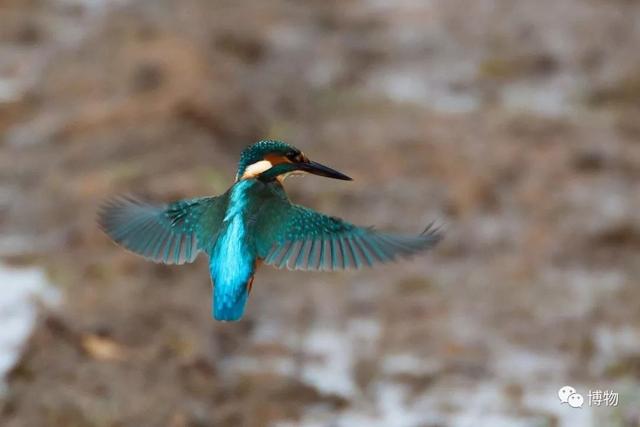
<box><xmin>558</xmin><ymin>385</ymin><xmax>584</xmax><ymax>408</ymax></box>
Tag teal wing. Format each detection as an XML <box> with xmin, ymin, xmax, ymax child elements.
<box><xmin>98</xmin><ymin>195</ymin><xmax>227</xmax><ymax>264</ymax></box>
<box><xmin>254</xmin><ymin>199</ymin><xmax>443</xmax><ymax>271</ymax></box>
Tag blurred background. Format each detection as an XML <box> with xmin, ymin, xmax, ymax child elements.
<box><xmin>1</xmin><ymin>0</ymin><xmax>639</xmax><ymax>426</ymax></box>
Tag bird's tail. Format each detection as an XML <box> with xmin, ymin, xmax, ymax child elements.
<box><xmin>210</xmin><ymin>270</ymin><xmax>252</xmax><ymax>321</ymax></box>
<box><xmin>213</xmin><ymin>285</ymin><xmax>249</xmax><ymax>321</ymax></box>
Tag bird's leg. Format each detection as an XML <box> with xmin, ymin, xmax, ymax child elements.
<box><xmin>247</xmin><ymin>259</ymin><xmax>263</xmax><ymax>295</ymax></box>
<box><xmin>247</xmin><ymin>275</ymin><xmax>255</xmax><ymax>294</ymax></box>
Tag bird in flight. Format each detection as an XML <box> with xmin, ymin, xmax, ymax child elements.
<box><xmin>99</xmin><ymin>140</ymin><xmax>442</xmax><ymax>321</ymax></box>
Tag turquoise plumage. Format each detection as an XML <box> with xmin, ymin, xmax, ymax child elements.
<box><xmin>99</xmin><ymin>140</ymin><xmax>443</xmax><ymax>321</ymax></box>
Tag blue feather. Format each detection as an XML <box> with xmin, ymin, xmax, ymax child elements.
<box><xmin>98</xmin><ymin>195</ymin><xmax>226</xmax><ymax>265</ymax></box>
<box><xmin>209</xmin><ymin>180</ymin><xmax>255</xmax><ymax>321</ymax></box>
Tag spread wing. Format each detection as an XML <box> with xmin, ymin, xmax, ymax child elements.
<box><xmin>254</xmin><ymin>200</ymin><xmax>443</xmax><ymax>271</ymax></box>
<box><xmin>98</xmin><ymin>195</ymin><xmax>227</xmax><ymax>264</ymax></box>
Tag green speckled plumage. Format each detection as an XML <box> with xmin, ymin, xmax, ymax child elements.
<box><xmin>98</xmin><ymin>139</ymin><xmax>443</xmax><ymax>321</ymax></box>
<box><xmin>99</xmin><ymin>194</ymin><xmax>228</xmax><ymax>264</ymax></box>
<box><xmin>252</xmin><ymin>184</ymin><xmax>441</xmax><ymax>271</ymax></box>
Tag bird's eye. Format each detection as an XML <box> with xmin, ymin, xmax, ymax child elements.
<box><xmin>286</xmin><ymin>151</ymin><xmax>303</xmax><ymax>162</ymax></box>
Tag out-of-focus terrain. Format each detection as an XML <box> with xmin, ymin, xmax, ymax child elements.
<box><xmin>0</xmin><ymin>1</ymin><xmax>639</xmax><ymax>426</ymax></box>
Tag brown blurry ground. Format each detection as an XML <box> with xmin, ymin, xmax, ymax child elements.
<box><xmin>0</xmin><ymin>1</ymin><xmax>639</xmax><ymax>426</ymax></box>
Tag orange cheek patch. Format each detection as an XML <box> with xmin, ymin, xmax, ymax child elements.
<box><xmin>264</xmin><ymin>154</ymin><xmax>290</xmax><ymax>165</ymax></box>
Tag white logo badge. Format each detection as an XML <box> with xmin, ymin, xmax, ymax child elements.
<box><xmin>558</xmin><ymin>385</ymin><xmax>583</xmax><ymax>409</ymax></box>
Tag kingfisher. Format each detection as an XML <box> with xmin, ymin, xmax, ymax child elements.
<box><xmin>99</xmin><ymin>140</ymin><xmax>442</xmax><ymax>321</ymax></box>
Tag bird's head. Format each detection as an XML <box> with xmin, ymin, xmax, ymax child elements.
<box><xmin>236</xmin><ymin>140</ymin><xmax>352</xmax><ymax>183</ymax></box>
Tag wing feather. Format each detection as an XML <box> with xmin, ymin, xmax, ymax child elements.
<box><xmin>255</xmin><ymin>200</ymin><xmax>442</xmax><ymax>271</ymax></box>
<box><xmin>98</xmin><ymin>195</ymin><xmax>226</xmax><ymax>264</ymax></box>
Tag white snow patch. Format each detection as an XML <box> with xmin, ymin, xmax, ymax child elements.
<box><xmin>0</xmin><ymin>79</ymin><xmax>22</xmax><ymax>103</ymax></box>
<box><xmin>383</xmin><ymin>353</ymin><xmax>441</xmax><ymax>377</ymax></box>
<box><xmin>0</xmin><ymin>264</ymin><xmax>59</xmax><ymax>386</ymax></box>
<box><xmin>491</xmin><ymin>344</ymin><xmax>568</xmax><ymax>382</ymax></box>
<box><xmin>523</xmin><ymin>384</ymin><xmax>594</xmax><ymax>427</ymax></box>
<box><xmin>591</xmin><ymin>325</ymin><xmax>640</xmax><ymax>375</ymax></box>
<box><xmin>302</xmin><ymin>328</ymin><xmax>357</xmax><ymax>397</ymax></box>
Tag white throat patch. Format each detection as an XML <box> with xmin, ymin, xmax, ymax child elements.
<box><xmin>239</xmin><ymin>160</ymin><xmax>273</xmax><ymax>180</ymax></box>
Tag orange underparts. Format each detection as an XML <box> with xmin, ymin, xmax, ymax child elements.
<box><xmin>248</xmin><ymin>259</ymin><xmax>263</xmax><ymax>294</ymax></box>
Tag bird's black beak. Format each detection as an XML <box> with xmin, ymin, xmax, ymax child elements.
<box><xmin>296</xmin><ymin>160</ymin><xmax>353</xmax><ymax>181</ymax></box>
